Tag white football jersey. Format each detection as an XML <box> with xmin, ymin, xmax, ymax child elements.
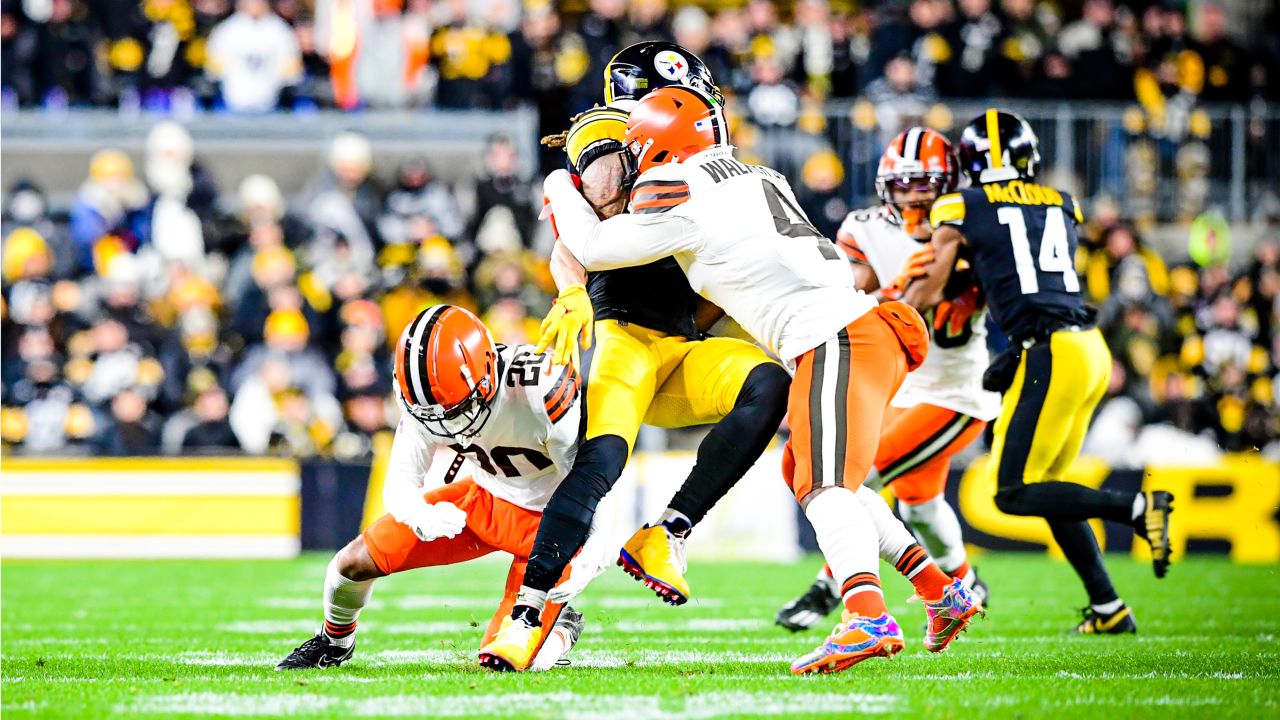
<box><xmin>836</xmin><ymin>207</ymin><xmax>1000</xmax><ymax>420</ymax></box>
<box><xmin>546</xmin><ymin>147</ymin><xmax>876</xmax><ymax>363</ymax></box>
<box><xmin>382</xmin><ymin>344</ymin><xmax>581</xmax><ymax>519</ymax></box>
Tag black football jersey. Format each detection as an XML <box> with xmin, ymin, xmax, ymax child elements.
<box><xmin>930</xmin><ymin>180</ymin><xmax>1093</xmax><ymax>343</ymax></box>
<box><xmin>587</xmin><ymin>260</ymin><xmax>701</xmax><ymax>339</ymax></box>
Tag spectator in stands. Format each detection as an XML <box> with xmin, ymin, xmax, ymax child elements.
<box><xmin>865</xmin><ymin>53</ymin><xmax>936</xmax><ymax>134</ymax></box>
<box><xmin>995</xmin><ymin>0</ymin><xmax>1049</xmax><ymax>95</ymax></box>
<box><xmin>99</xmin><ymin>0</ymin><xmax>206</xmax><ymax>111</ymax></box>
<box><xmin>312</xmin><ymin>0</ymin><xmax>431</xmax><ymax>109</ymax></box>
<box><xmin>1098</xmin><ymin>256</ymin><xmax>1179</xmax><ymax>418</ymax></box>
<box><xmin>233</xmin><ymin>308</ymin><xmax>335</xmax><ymax>399</ymax></box>
<box><xmin>4</xmin><ymin>182</ymin><xmax>75</xmax><ymax>280</ymax></box>
<box><xmin>1193</xmin><ymin>2</ymin><xmax>1250</xmax><ymax>103</ymax></box>
<box><xmin>69</xmin><ymin>150</ymin><xmax>149</xmax><ymax>276</ymax></box>
<box><xmin>144</xmin><ymin>122</ymin><xmax>207</xmax><ymax>272</ymax></box>
<box><xmin>206</xmin><ymin>0</ymin><xmax>302</xmax><ymax>112</ymax></box>
<box><xmin>937</xmin><ymin>0</ymin><xmax>1000</xmax><ymax>98</ymax></box>
<box><xmin>745</xmin><ymin>53</ymin><xmax>802</xmax><ymax>129</ymax></box>
<box><xmin>796</xmin><ymin>149</ymin><xmax>848</xmax><ymax>241</ymax></box>
<box><xmin>469</xmin><ymin>134</ymin><xmax>534</xmax><ymax>250</ymax></box>
<box><xmin>2</xmin><ymin>0</ymin><xmax>99</xmax><ymax>107</ymax></box>
<box><xmin>93</xmin><ymin>386</ymin><xmax>161</xmax><ymax>455</ymax></box>
<box><xmin>1082</xmin><ymin>223</ymin><xmax>1170</xmax><ymax>305</ymax></box>
<box><xmin>179</xmin><ymin>381</ymin><xmax>239</xmax><ymax>450</ymax></box>
<box><xmin>429</xmin><ymin>0</ymin><xmax>516</xmax><ymax>109</ymax></box>
<box><xmin>379</xmin><ymin>158</ymin><xmax>465</xmax><ymax>246</ymax></box>
<box><xmin>574</xmin><ymin>0</ymin><xmax>625</xmax><ymax>108</ymax></box>
<box><xmin>1057</xmin><ymin>0</ymin><xmax>1132</xmax><ymax>100</ymax></box>
<box><xmin>304</xmin><ymin>132</ymin><xmax>382</xmax><ymax>270</ymax></box>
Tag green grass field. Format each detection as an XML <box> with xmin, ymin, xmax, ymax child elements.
<box><xmin>2</xmin><ymin>553</ymin><xmax>1277</xmax><ymax>719</ymax></box>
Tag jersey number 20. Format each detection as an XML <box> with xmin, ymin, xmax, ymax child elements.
<box><xmin>998</xmin><ymin>206</ymin><xmax>1080</xmax><ymax>295</ymax></box>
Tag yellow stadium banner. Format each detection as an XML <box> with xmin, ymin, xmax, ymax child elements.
<box><xmin>953</xmin><ymin>454</ymin><xmax>1280</xmax><ymax>563</ymax></box>
<box><xmin>1</xmin><ymin>457</ymin><xmax>301</xmax><ymax>559</ymax></box>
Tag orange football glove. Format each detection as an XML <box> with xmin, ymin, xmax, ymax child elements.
<box><xmin>880</xmin><ymin>244</ymin><xmax>935</xmax><ymax>301</ymax></box>
<box><xmin>934</xmin><ymin>284</ymin><xmax>984</xmax><ymax>336</ymax></box>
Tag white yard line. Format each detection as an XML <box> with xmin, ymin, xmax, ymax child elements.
<box><xmin>121</xmin><ymin>690</ymin><xmax>900</xmax><ymax>718</ymax></box>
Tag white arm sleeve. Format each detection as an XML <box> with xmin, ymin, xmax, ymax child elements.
<box><xmin>382</xmin><ymin>417</ymin><xmax>439</xmax><ymax>525</ymax></box>
<box><xmin>543</xmin><ymin>170</ymin><xmax>699</xmax><ymax>271</ymax></box>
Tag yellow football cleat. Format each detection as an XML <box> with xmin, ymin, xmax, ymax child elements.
<box><xmin>478</xmin><ymin>617</ymin><xmax>542</xmax><ymax>672</ymax></box>
<box><xmin>618</xmin><ymin>524</ymin><xmax>691</xmax><ymax>606</ymax></box>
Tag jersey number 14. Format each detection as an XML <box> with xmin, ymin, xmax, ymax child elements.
<box><xmin>998</xmin><ymin>206</ymin><xmax>1080</xmax><ymax>295</ymax></box>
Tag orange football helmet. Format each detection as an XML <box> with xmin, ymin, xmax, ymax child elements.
<box><xmin>875</xmin><ymin>127</ymin><xmax>959</xmax><ymax>235</ymax></box>
<box><xmin>625</xmin><ymin>85</ymin><xmax>729</xmax><ymax>174</ymax></box>
<box><xmin>393</xmin><ymin>304</ymin><xmax>498</xmax><ymax>439</ymax></box>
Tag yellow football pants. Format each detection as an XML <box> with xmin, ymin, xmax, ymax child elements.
<box><xmin>583</xmin><ymin>319</ymin><xmax>780</xmax><ymax>449</ymax></box>
<box><xmin>989</xmin><ymin>327</ymin><xmax>1111</xmax><ymax>486</ymax></box>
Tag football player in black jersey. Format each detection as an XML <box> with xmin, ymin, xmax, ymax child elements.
<box><xmin>904</xmin><ymin>110</ymin><xmax>1174</xmax><ymax>635</ymax></box>
<box><xmin>480</xmin><ymin>42</ymin><xmax>792</xmax><ymax>671</ymax></box>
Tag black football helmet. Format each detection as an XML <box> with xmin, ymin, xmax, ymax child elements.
<box><xmin>604</xmin><ymin>41</ymin><xmax>724</xmax><ymax>108</ymax></box>
<box><xmin>957</xmin><ymin>109</ymin><xmax>1041</xmax><ymax>185</ymax></box>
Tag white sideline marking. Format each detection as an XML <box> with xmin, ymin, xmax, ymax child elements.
<box><xmin>122</xmin><ymin>690</ymin><xmax>899</xmax><ymax>718</ymax></box>
<box><xmin>224</xmin><ymin>618</ymin><xmax>770</xmax><ymax>637</ymax></box>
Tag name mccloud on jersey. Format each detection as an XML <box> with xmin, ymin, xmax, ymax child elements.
<box><xmin>837</xmin><ymin>209</ymin><xmax>1000</xmax><ymax>422</ymax></box>
<box><xmin>382</xmin><ymin>344</ymin><xmax>581</xmax><ymax>521</ymax></box>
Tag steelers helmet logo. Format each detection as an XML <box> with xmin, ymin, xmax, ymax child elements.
<box><xmin>654</xmin><ymin>50</ymin><xmax>690</xmax><ymax>81</ymax></box>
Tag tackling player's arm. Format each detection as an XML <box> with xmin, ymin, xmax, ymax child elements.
<box><xmin>903</xmin><ymin>224</ymin><xmax>963</xmax><ymax>312</ymax></box>
<box><xmin>835</xmin><ymin>227</ymin><xmax>881</xmax><ymax>294</ymax></box>
<box><xmin>544</xmin><ymin>170</ymin><xmax>699</xmax><ymax>272</ymax></box>
<box><xmin>382</xmin><ymin>418</ymin><xmax>467</xmax><ymax>541</ymax></box>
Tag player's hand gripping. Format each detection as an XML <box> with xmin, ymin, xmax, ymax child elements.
<box><xmin>536</xmin><ymin>283</ymin><xmax>594</xmax><ymax>369</ymax></box>
<box><xmin>934</xmin><ymin>283</ymin><xmax>983</xmax><ymax>335</ymax></box>
<box><xmin>880</xmin><ymin>243</ymin><xmax>935</xmax><ymax>301</ymax></box>
<box><xmin>407</xmin><ymin>502</ymin><xmax>467</xmax><ymax>542</ymax></box>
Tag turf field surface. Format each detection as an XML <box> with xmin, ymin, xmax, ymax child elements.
<box><xmin>2</xmin><ymin>554</ymin><xmax>1277</xmax><ymax>719</ymax></box>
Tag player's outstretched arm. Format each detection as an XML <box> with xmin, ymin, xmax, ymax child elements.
<box><xmin>903</xmin><ymin>225</ymin><xmax>963</xmax><ymax>312</ymax></box>
<box><xmin>543</xmin><ymin>169</ymin><xmax>697</xmax><ymax>271</ymax></box>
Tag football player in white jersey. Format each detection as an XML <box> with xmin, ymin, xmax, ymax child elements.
<box><xmin>489</xmin><ymin>86</ymin><xmax>983</xmax><ymax>675</ymax></box>
<box><xmin>275</xmin><ymin>305</ymin><xmax>604</xmax><ymax>672</ymax></box>
<box><xmin>776</xmin><ymin>127</ymin><xmax>1000</xmax><ymax>632</ymax></box>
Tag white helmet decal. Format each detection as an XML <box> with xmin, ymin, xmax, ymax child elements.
<box><xmin>654</xmin><ymin>50</ymin><xmax>690</xmax><ymax>81</ymax></box>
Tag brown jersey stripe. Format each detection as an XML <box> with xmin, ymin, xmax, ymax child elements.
<box><xmin>547</xmin><ymin>371</ymin><xmax>581</xmax><ymax>423</ymax></box>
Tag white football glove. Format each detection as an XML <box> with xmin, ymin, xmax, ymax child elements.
<box><xmin>548</xmin><ymin>485</ymin><xmax>630</xmax><ymax>605</ymax></box>
<box><xmin>408</xmin><ymin>502</ymin><xmax>467</xmax><ymax>542</ymax></box>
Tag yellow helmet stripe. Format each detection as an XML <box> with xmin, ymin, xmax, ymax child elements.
<box><xmin>985</xmin><ymin>108</ymin><xmax>1003</xmax><ymax>169</ymax></box>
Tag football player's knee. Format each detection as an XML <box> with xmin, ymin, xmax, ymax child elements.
<box><xmin>739</xmin><ymin>363</ymin><xmax>791</xmax><ymax>424</ymax></box>
<box><xmin>993</xmin><ymin>486</ymin><xmax>1031</xmax><ymax>516</ymax></box>
<box><xmin>550</xmin><ymin>434</ymin><xmax>630</xmax><ymax>521</ymax></box>
<box><xmin>336</xmin><ymin>535</ymin><xmax>383</xmax><ymax>582</ymax></box>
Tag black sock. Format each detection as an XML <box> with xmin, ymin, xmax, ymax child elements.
<box><xmin>667</xmin><ymin>363</ymin><xmax>789</xmax><ymax>527</ymax></box>
<box><xmin>522</xmin><ymin>434</ymin><xmax>630</xmax><ymax>592</ymax></box>
<box><xmin>994</xmin><ymin>481</ymin><xmax>1136</xmax><ymax>525</ymax></box>
<box><xmin>1047</xmin><ymin>520</ymin><xmax>1119</xmax><ymax>606</ymax></box>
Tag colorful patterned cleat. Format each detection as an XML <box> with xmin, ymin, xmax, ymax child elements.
<box><xmin>1074</xmin><ymin>605</ymin><xmax>1137</xmax><ymax>634</ymax></box>
<box><xmin>923</xmin><ymin>578</ymin><xmax>985</xmax><ymax>652</ymax></box>
<box><xmin>618</xmin><ymin>524</ymin><xmax>691</xmax><ymax>606</ymax></box>
<box><xmin>478</xmin><ymin>617</ymin><xmax>543</xmax><ymax>672</ymax></box>
<box><xmin>790</xmin><ymin>613</ymin><xmax>905</xmax><ymax>674</ymax></box>
<box><xmin>1140</xmin><ymin>491</ymin><xmax>1175</xmax><ymax>579</ymax></box>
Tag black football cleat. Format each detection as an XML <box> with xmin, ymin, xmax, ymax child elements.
<box><xmin>275</xmin><ymin>632</ymin><xmax>355</xmax><ymax>670</ymax></box>
<box><xmin>1074</xmin><ymin>605</ymin><xmax>1137</xmax><ymax>635</ymax></box>
<box><xmin>775</xmin><ymin>577</ymin><xmax>841</xmax><ymax>632</ymax></box>
<box><xmin>1139</xmin><ymin>491</ymin><xmax>1175</xmax><ymax>578</ymax></box>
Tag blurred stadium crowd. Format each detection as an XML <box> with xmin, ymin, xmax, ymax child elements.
<box><xmin>3</xmin><ymin>0</ymin><xmax>1278</xmax><ymax>134</ymax></box>
<box><xmin>1</xmin><ymin>0</ymin><xmax>1277</xmax><ymax>462</ymax></box>
<box><xmin>2</xmin><ymin>120</ymin><xmax>1276</xmax><ymax>462</ymax></box>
